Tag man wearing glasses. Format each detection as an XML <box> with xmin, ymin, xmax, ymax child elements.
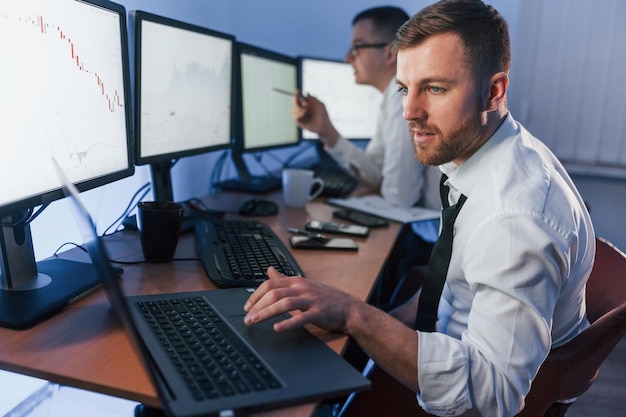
<box><xmin>294</xmin><ymin>6</ymin><xmax>439</xmax><ymax>211</ymax></box>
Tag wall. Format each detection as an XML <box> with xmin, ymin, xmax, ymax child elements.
<box><xmin>571</xmin><ymin>174</ymin><xmax>626</xmax><ymax>251</ymax></box>
<box><xmin>30</xmin><ymin>0</ymin><xmax>625</xmax><ymax>262</ymax></box>
<box><xmin>508</xmin><ymin>0</ymin><xmax>626</xmax><ymax>167</ymax></box>
<box><xmin>506</xmin><ymin>0</ymin><xmax>626</xmax><ymax>250</ymax></box>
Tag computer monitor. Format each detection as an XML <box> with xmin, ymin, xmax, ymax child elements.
<box><xmin>134</xmin><ymin>11</ymin><xmax>235</xmax><ymax>202</ymax></box>
<box><xmin>298</xmin><ymin>56</ymin><xmax>382</xmax><ymax>141</ymax></box>
<box><xmin>0</xmin><ymin>0</ymin><xmax>134</xmax><ymax>329</ymax></box>
<box><xmin>215</xmin><ymin>42</ymin><xmax>300</xmax><ymax>193</ymax></box>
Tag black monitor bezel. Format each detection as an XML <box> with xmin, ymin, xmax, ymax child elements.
<box><xmin>0</xmin><ymin>0</ymin><xmax>135</xmax><ymax>330</ymax></box>
<box><xmin>133</xmin><ymin>10</ymin><xmax>235</xmax><ymax>167</ymax></box>
<box><xmin>0</xmin><ymin>0</ymin><xmax>135</xmax><ymax>220</ymax></box>
<box><xmin>234</xmin><ymin>41</ymin><xmax>301</xmax><ymax>154</ymax></box>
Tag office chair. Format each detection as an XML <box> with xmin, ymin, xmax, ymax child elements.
<box><xmin>339</xmin><ymin>237</ymin><xmax>626</xmax><ymax>417</ymax></box>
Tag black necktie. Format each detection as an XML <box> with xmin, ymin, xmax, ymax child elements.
<box><xmin>415</xmin><ymin>174</ymin><xmax>466</xmax><ymax>332</ymax></box>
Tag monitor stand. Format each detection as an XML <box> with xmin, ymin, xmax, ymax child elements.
<box><xmin>215</xmin><ymin>177</ymin><xmax>281</xmax><ymax>194</ymax></box>
<box><xmin>148</xmin><ymin>161</ymin><xmax>225</xmax><ymax>231</ymax></box>
<box><xmin>214</xmin><ymin>150</ymin><xmax>281</xmax><ymax>193</ymax></box>
<box><xmin>0</xmin><ymin>216</ymin><xmax>102</xmax><ymax>330</ymax></box>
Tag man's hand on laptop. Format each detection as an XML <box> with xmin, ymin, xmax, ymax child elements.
<box><xmin>243</xmin><ymin>266</ymin><xmax>359</xmax><ymax>333</ymax></box>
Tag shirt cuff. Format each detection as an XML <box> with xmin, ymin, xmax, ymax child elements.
<box><xmin>417</xmin><ymin>331</ymin><xmax>474</xmax><ymax>416</ymax></box>
<box><xmin>325</xmin><ymin>136</ymin><xmax>351</xmax><ymax>159</ymax></box>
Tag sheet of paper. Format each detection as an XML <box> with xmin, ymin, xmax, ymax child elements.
<box><xmin>327</xmin><ymin>195</ymin><xmax>440</xmax><ymax>224</ymax></box>
<box><xmin>0</xmin><ymin>371</ymin><xmax>49</xmax><ymax>415</ymax></box>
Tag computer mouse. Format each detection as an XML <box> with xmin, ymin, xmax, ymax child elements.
<box><xmin>238</xmin><ymin>198</ymin><xmax>279</xmax><ymax>217</ymax></box>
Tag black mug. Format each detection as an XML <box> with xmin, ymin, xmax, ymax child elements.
<box><xmin>137</xmin><ymin>201</ymin><xmax>183</xmax><ymax>262</ymax></box>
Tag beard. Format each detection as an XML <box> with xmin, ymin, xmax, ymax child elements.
<box><xmin>409</xmin><ymin>104</ymin><xmax>487</xmax><ymax>166</ymax></box>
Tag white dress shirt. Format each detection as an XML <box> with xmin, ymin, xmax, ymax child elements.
<box><xmin>325</xmin><ymin>79</ymin><xmax>440</xmax><ymax>209</ymax></box>
<box><xmin>416</xmin><ymin>114</ymin><xmax>595</xmax><ymax>416</ymax></box>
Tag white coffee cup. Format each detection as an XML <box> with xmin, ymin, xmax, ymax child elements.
<box><xmin>282</xmin><ymin>168</ymin><xmax>325</xmax><ymax>209</ymax></box>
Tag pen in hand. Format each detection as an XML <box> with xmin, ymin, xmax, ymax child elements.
<box><xmin>273</xmin><ymin>87</ymin><xmax>296</xmax><ymax>96</ymax></box>
<box><xmin>273</xmin><ymin>88</ymin><xmax>306</xmax><ymax>106</ymax></box>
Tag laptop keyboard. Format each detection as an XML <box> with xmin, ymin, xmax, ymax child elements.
<box><xmin>195</xmin><ymin>219</ymin><xmax>304</xmax><ymax>287</ymax></box>
<box><xmin>136</xmin><ymin>296</ymin><xmax>282</xmax><ymax>401</ymax></box>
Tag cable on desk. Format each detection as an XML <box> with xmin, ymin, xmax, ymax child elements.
<box><xmin>209</xmin><ymin>150</ymin><xmax>230</xmax><ymax>192</ymax></box>
<box><xmin>101</xmin><ymin>181</ymin><xmax>151</xmax><ymax>236</ymax></box>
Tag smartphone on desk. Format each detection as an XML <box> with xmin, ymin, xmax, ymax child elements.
<box><xmin>332</xmin><ymin>209</ymin><xmax>389</xmax><ymax>228</ymax></box>
<box><xmin>305</xmin><ymin>220</ymin><xmax>369</xmax><ymax>238</ymax></box>
<box><xmin>289</xmin><ymin>236</ymin><xmax>358</xmax><ymax>251</ymax></box>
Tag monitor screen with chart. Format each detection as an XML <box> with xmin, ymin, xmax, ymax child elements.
<box><xmin>298</xmin><ymin>56</ymin><xmax>382</xmax><ymax>140</ymax></box>
<box><xmin>134</xmin><ymin>11</ymin><xmax>235</xmax><ymax>201</ymax></box>
<box><xmin>213</xmin><ymin>42</ymin><xmax>299</xmax><ymax>193</ymax></box>
<box><xmin>0</xmin><ymin>0</ymin><xmax>134</xmax><ymax>329</ymax></box>
<box><xmin>237</xmin><ymin>42</ymin><xmax>300</xmax><ymax>152</ymax></box>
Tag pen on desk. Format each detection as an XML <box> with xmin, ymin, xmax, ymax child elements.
<box><xmin>287</xmin><ymin>227</ymin><xmax>327</xmax><ymax>242</ymax></box>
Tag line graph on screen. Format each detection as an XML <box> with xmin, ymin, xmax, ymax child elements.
<box><xmin>0</xmin><ymin>0</ymin><xmax>130</xmax><ymax>203</ymax></box>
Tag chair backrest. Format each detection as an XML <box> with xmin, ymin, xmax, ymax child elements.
<box><xmin>585</xmin><ymin>238</ymin><xmax>626</xmax><ymax>322</ymax></box>
<box><xmin>517</xmin><ymin>237</ymin><xmax>626</xmax><ymax>416</ymax></box>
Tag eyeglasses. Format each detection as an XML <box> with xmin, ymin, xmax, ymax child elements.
<box><xmin>347</xmin><ymin>42</ymin><xmax>389</xmax><ymax>57</ymax></box>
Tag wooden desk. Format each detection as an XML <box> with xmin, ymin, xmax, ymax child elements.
<box><xmin>0</xmin><ymin>191</ymin><xmax>400</xmax><ymax>416</ymax></box>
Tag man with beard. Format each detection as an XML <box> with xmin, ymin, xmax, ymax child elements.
<box><xmin>245</xmin><ymin>1</ymin><xmax>594</xmax><ymax>416</ymax></box>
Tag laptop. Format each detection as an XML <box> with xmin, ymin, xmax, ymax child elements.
<box><xmin>55</xmin><ymin>162</ymin><xmax>370</xmax><ymax>416</ymax></box>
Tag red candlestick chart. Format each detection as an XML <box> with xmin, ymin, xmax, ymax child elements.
<box><xmin>0</xmin><ymin>0</ymin><xmax>130</xmax><ymax>205</ymax></box>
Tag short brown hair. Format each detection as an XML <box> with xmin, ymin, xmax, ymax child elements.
<box><xmin>392</xmin><ymin>0</ymin><xmax>510</xmax><ymax>81</ymax></box>
<box><xmin>353</xmin><ymin>6</ymin><xmax>410</xmax><ymax>42</ymax></box>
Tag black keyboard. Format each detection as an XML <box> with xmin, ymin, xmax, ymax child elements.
<box><xmin>135</xmin><ymin>296</ymin><xmax>282</xmax><ymax>401</ymax></box>
<box><xmin>312</xmin><ymin>165</ymin><xmax>357</xmax><ymax>198</ymax></box>
<box><xmin>195</xmin><ymin>219</ymin><xmax>304</xmax><ymax>287</ymax></box>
